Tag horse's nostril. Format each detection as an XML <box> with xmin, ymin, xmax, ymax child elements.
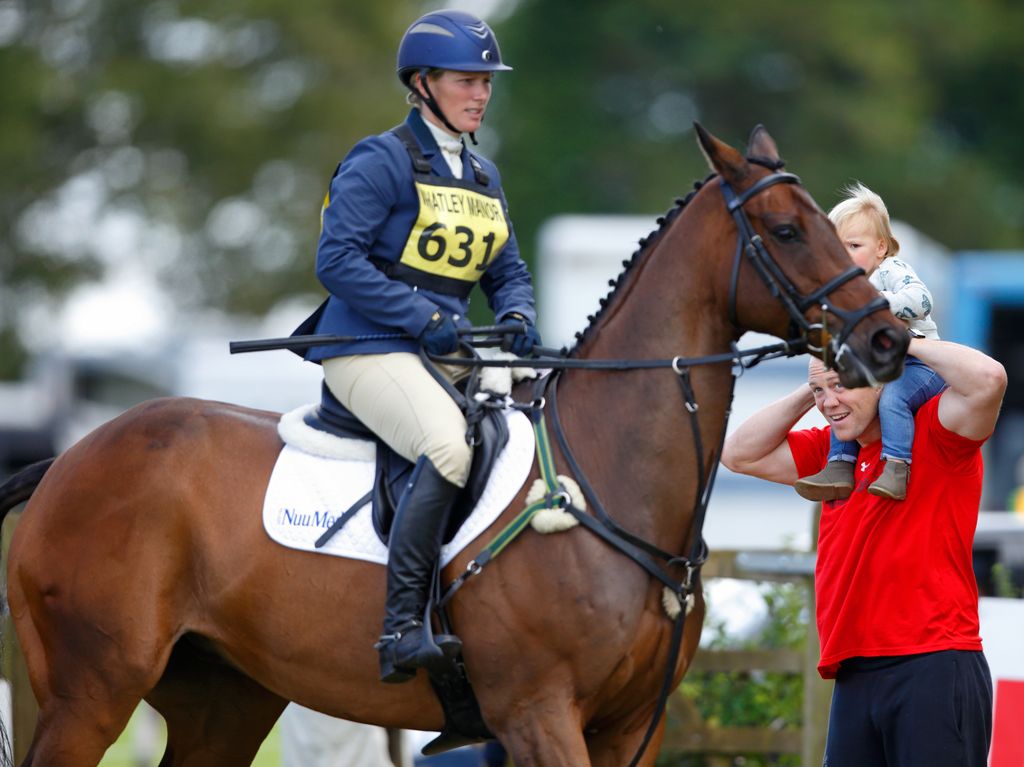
<box><xmin>870</xmin><ymin>327</ymin><xmax>909</xmax><ymax>360</ymax></box>
<box><xmin>874</xmin><ymin>330</ymin><xmax>896</xmax><ymax>352</ymax></box>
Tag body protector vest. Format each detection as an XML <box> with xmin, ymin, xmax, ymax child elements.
<box><xmin>382</xmin><ymin>123</ymin><xmax>510</xmax><ymax>298</ymax></box>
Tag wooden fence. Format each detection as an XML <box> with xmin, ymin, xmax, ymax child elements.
<box><xmin>659</xmin><ymin>547</ymin><xmax>831</xmax><ymax>766</ymax></box>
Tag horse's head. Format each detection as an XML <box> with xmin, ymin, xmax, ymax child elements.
<box><xmin>695</xmin><ymin>123</ymin><xmax>908</xmax><ymax>387</ymax></box>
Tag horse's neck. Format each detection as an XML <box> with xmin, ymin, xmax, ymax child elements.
<box><xmin>559</xmin><ymin>202</ymin><xmax>736</xmax><ymax>553</ymax></box>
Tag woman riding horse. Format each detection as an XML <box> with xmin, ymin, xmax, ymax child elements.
<box><xmin>291</xmin><ymin>10</ymin><xmax>541</xmax><ymax>683</ymax></box>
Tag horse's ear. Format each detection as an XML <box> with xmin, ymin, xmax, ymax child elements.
<box><xmin>747</xmin><ymin>124</ymin><xmax>780</xmax><ymax>165</ymax></box>
<box><xmin>694</xmin><ymin>122</ymin><xmax>751</xmax><ymax>186</ymax></box>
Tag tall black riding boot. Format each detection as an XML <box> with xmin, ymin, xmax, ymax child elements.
<box><xmin>376</xmin><ymin>456</ymin><xmax>462</xmax><ymax>683</ymax></box>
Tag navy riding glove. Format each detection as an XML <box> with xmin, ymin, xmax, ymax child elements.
<box><xmin>500</xmin><ymin>313</ymin><xmax>542</xmax><ymax>356</ymax></box>
<box><xmin>418</xmin><ymin>310</ymin><xmax>459</xmax><ymax>355</ymax></box>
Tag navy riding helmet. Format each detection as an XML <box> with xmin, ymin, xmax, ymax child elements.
<box><xmin>396</xmin><ymin>10</ymin><xmax>512</xmax><ymax>140</ymax></box>
<box><xmin>397</xmin><ymin>10</ymin><xmax>512</xmax><ymax>86</ymax></box>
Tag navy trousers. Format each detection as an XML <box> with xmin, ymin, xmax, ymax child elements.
<box><xmin>823</xmin><ymin>650</ymin><xmax>992</xmax><ymax>767</ymax></box>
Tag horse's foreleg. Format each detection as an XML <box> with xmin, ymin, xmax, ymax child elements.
<box><xmin>492</xmin><ymin>699</ymin><xmax>592</xmax><ymax>767</ymax></box>
<box><xmin>586</xmin><ymin>714</ymin><xmax>666</xmax><ymax>767</ymax></box>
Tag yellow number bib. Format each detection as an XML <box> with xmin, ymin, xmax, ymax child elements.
<box><xmin>397</xmin><ymin>179</ymin><xmax>510</xmax><ymax>290</ymax></box>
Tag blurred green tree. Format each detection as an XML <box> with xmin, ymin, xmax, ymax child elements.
<box><xmin>493</xmin><ymin>0</ymin><xmax>1024</xmax><ymax>296</ymax></box>
<box><xmin>0</xmin><ymin>0</ymin><xmax>420</xmax><ymax>377</ymax></box>
<box><xmin>2</xmin><ymin>0</ymin><xmax>1022</xmax><ymax>377</ymax></box>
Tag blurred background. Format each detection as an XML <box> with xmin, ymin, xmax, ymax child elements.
<box><xmin>3</xmin><ymin>0</ymin><xmax>1023</xmax><ymax>544</ymax></box>
<box><xmin>2</xmin><ymin>0</ymin><xmax>1024</xmax><ymax>764</ymax></box>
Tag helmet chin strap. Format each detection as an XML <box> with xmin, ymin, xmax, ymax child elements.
<box><xmin>414</xmin><ymin>70</ymin><xmax>479</xmax><ymax>145</ymax></box>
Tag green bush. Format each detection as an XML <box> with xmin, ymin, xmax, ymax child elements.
<box><xmin>656</xmin><ymin>581</ymin><xmax>808</xmax><ymax>767</ymax></box>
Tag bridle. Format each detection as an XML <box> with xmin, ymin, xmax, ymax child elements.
<box><xmin>720</xmin><ymin>170</ymin><xmax>891</xmax><ymax>378</ymax></box>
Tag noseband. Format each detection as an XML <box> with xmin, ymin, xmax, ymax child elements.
<box><xmin>720</xmin><ymin>172</ymin><xmax>891</xmax><ymax>368</ymax></box>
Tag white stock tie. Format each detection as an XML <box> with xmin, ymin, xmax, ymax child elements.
<box><xmin>438</xmin><ymin>140</ymin><xmax>464</xmax><ymax>179</ymax></box>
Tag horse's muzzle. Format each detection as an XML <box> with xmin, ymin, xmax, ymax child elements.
<box><xmin>834</xmin><ymin>326</ymin><xmax>909</xmax><ymax>388</ymax></box>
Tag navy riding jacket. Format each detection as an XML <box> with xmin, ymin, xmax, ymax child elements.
<box><xmin>297</xmin><ymin>109</ymin><xmax>536</xmax><ymax>360</ymax></box>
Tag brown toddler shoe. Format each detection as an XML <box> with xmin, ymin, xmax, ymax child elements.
<box><xmin>794</xmin><ymin>461</ymin><xmax>855</xmax><ymax>502</ymax></box>
<box><xmin>867</xmin><ymin>460</ymin><xmax>909</xmax><ymax>500</ymax></box>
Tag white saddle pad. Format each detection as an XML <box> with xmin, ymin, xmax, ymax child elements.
<box><xmin>263</xmin><ymin>408</ymin><xmax>535</xmax><ymax>566</ymax></box>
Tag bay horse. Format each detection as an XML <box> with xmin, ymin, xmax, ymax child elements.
<box><xmin>0</xmin><ymin>125</ymin><xmax>907</xmax><ymax>766</ymax></box>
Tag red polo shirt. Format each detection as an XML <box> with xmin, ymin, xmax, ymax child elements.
<box><xmin>787</xmin><ymin>396</ymin><xmax>986</xmax><ymax>679</ymax></box>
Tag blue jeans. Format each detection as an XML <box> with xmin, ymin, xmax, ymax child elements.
<box><xmin>829</xmin><ymin>357</ymin><xmax>946</xmax><ymax>464</ymax></box>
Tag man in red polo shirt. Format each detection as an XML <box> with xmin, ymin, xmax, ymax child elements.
<box><xmin>722</xmin><ymin>337</ymin><xmax>1006</xmax><ymax>767</ymax></box>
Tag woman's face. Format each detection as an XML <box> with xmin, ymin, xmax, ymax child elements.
<box><xmin>416</xmin><ymin>70</ymin><xmax>493</xmax><ymax>135</ymax></box>
<box><xmin>837</xmin><ymin>213</ymin><xmax>887</xmax><ymax>276</ymax></box>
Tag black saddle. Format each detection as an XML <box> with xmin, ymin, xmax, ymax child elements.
<box><xmin>304</xmin><ymin>381</ymin><xmax>510</xmax><ymax>546</ymax></box>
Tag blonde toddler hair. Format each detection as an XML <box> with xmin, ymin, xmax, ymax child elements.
<box><xmin>828</xmin><ymin>183</ymin><xmax>900</xmax><ymax>258</ymax></box>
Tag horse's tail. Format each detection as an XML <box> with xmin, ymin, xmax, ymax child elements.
<box><xmin>0</xmin><ymin>457</ymin><xmax>54</xmax><ymax>520</ymax></box>
<box><xmin>0</xmin><ymin>459</ymin><xmax>50</xmax><ymax>766</ymax></box>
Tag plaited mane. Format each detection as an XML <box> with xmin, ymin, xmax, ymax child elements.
<box><xmin>563</xmin><ymin>154</ymin><xmax>787</xmax><ymax>357</ymax></box>
<box><xmin>565</xmin><ymin>174</ymin><xmax>715</xmax><ymax>357</ymax></box>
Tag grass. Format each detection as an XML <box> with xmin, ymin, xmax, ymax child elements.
<box><xmin>99</xmin><ymin>704</ymin><xmax>281</xmax><ymax>766</ymax></box>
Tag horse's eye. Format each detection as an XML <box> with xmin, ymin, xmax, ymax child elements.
<box><xmin>772</xmin><ymin>224</ymin><xmax>799</xmax><ymax>243</ymax></box>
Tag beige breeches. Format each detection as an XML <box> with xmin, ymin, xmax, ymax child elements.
<box><xmin>322</xmin><ymin>353</ymin><xmax>472</xmax><ymax>487</ymax></box>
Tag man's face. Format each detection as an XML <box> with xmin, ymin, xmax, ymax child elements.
<box><xmin>808</xmin><ymin>359</ymin><xmax>883</xmax><ymax>443</ymax></box>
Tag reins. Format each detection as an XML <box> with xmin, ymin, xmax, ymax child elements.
<box><xmin>427</xmin><ymin>338</ymin><xmax>801</xmax><ymax>371</ymax></box>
